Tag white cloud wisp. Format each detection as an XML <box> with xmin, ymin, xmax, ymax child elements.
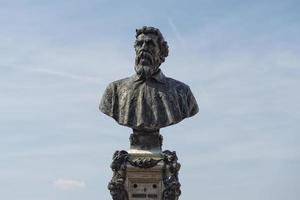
<box><xmin>54</xmin><ymin>178</ymin><xmax>86</xmax><ymax>191</ymax></box>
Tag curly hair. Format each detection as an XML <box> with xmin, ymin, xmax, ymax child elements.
<box><xmin>135</xmin><ymin>26</ymin><xmax>169</xmax><ymax>63</ymax></box>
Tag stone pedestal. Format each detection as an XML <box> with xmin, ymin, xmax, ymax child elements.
<box><xmin>108</xmin><ymin>140</ymin><xmax>181</xmax><ymax>200</ymax></box>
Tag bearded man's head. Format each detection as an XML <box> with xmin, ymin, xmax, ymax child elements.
<box><xmin>134</xmin><ymin>26</ymin><xmax>169</xmax><ymax>79</ymax></box>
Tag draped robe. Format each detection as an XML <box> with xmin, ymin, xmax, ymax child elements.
<box><xmin>100</xmin><ymin>70</ymin><xmax>199</xmax><ymax>130</ymax></box>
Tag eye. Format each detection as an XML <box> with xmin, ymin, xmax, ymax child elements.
<box><xmin>147</xmin><ymin>40</ymin><xmax>155</xmax><ymax>47</ymax></box>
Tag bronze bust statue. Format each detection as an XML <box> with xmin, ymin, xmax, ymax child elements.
<box><xmin>102</xmin><ymin>27</ymin><xmax>198</xmax><ymax>199</ymax></box>
<box><xmin>100</xmin><ymin>26</ymin><xmax>198</xmax><ymax>149</ymax></box>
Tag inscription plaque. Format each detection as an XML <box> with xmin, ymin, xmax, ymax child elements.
<box><xmin>130</xmin><ymin>182</ymin><xmax>159</xmax><ymax>199</ymax></box>
<box><xmin>126</xmin><ymin>163</ymin><xmax>163</xmax><ymax>200</ymax></box>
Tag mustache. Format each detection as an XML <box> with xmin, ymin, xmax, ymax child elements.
<box><xmin>136</xmin><ymin>50</ymin><xmax>154</xmax><ymax>65</ymax></box>
<box><xmin>138</xmin><ymin>49</ymin><xmax>154</xmax><ymax>57</ymax></box>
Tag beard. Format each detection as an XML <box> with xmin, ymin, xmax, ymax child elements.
<box><xmin>135</xmin><ymin>65</ymin><xmax>158</xmax><ymax>79</ymax></box>
<box><xmin>134</xmin><ymin>51</ymin><xmax>160</xmax><ymax>79</ymax></box>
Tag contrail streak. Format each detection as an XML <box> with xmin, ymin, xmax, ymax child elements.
<box><xmin>5</xmin><ymin>65</ymin><xmax>102</xmax><ymax>84</ymax></box>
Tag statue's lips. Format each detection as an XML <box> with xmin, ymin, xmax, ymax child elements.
<box><xmin>137</xmin><ymin>51</ymin><xmax>154</xmax><ymax>65</ymax></box>
<box><xmin>140</xmin><ymin>59</ymin><xmax>151</xmax><ymax>65</ymax></box>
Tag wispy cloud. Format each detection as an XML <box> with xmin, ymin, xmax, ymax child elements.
<box><xmin>54</xmin><ymin>178</ymin><xmax>86</xmax><ymax>190</ymax></box>
<box><xmin>167</xmin><ymin>17</ymin><xmax>187</xmax><ymax>51</ymax></box>
<box><xmin>6</xmin><ymin>65</ymin><xmax>102</xmax><ymax>84</ymax></box>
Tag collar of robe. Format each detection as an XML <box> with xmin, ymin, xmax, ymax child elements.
<box><xmin>132</xmin><ymin>69</ymin><xmax>166</xmax><ymax>84</ymax></box>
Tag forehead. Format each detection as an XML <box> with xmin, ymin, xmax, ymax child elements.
<box><xmin>136</xmin><ymin>33</ymin><xmax>158</xmax><ymax>42</ymax></box>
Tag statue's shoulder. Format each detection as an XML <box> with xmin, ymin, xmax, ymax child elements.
<box><xmin>105</xmin><ymin>77</ymin><xmax>131</xmax><ymax>90</ymax></box>
<box><xmin>164</xmin><ymin>76</ymin><xmax>191</xmax><ymax>92</ymax></box>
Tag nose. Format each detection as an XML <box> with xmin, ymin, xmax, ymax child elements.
<box><xmin>141</xmin><ymin>41</ymin><xmax>147</xmax><ymax>49</ymax></box>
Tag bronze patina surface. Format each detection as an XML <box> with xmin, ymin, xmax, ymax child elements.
<box><xmin>100</xmin><ymin>26</ymin><xmax>198</xmax><ymax>132</ymax></box>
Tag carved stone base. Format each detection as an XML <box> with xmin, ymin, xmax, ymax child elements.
<box><xmin>108</xmin><ymin>150</ymin><xmax>181</xmax><ymax>200</ymax></box>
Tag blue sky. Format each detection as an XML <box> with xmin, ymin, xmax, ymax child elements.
<box><xmin>1</xmin><ymin>0</ymin><xmax>300</xmax><ymax>199</ymax></box>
